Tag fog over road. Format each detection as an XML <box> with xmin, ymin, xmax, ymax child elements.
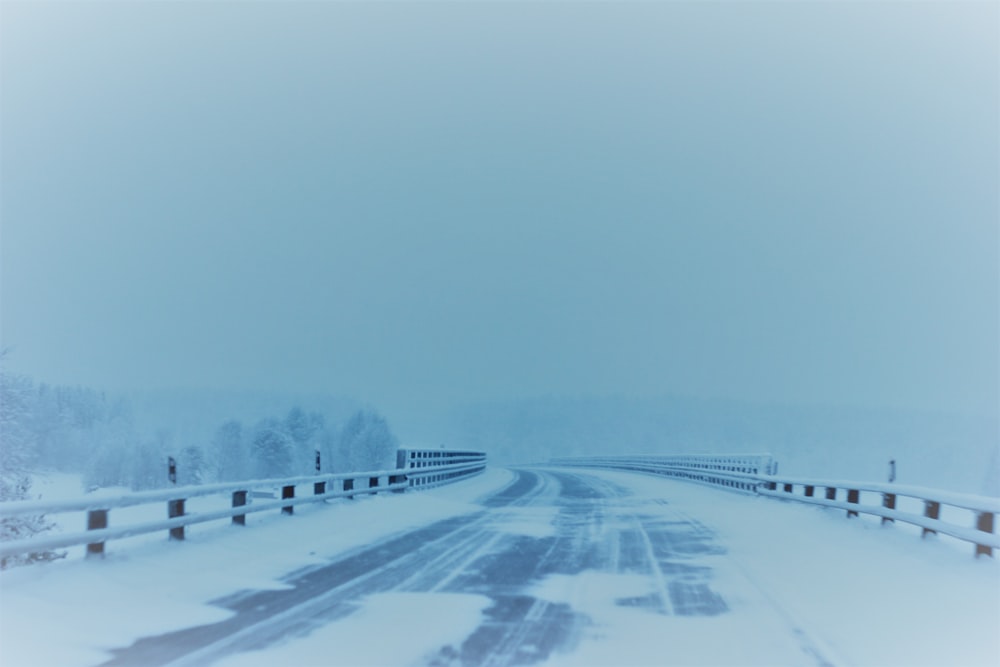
<box><xmin>99</xmin><ymin>469</ymin><xmax>834</xmax><ymax>667</ymax></box>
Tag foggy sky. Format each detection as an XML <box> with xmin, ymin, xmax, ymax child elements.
<box><xmin>1</xmin><ymin>2</ymin><xmax>997</xmax><ymax>419</ymax></box>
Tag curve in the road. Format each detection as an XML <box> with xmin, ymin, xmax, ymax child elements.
<box><xmin>97</xmin><ymin>468</ymin><xmax>788</xmax><ymax>667</ymax></box>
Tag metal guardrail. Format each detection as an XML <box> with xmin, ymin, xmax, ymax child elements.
<box><xmin>758</xmin><ymin>475</ymin><xmax>1000</xmax><ymax>556</ymax></box>
<box><xmin>397</xmin><ymin>449</ymin><xmax>487</xmax><ymax>489</ymax></box>
<box><xmin>551</xmin><ymin>454</ymin><xmax>999</xmax><ymax>558</ymax></box>
<box><xmin>551</xmin><ymin>454</ymin><xmax>777</xmax><ymax>494</ymax></box>
<box><xmin>0</xmin><ymin>450</ymin><xmax>487</xmax><ymax>561</ymax></box>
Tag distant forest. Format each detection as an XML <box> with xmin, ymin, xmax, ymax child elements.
<box><xmin>0</xmin><ymin>365</ymin><xmax>399</xmax><ymax>501</ymax></box>
<box><xmin>2</xmin><ymin>362</ymin><xmax>997</xmax><ymax>513</ymax></box>
<box><xmin>441</xmin><ymin>396</ymin><xmax>999</xmax><ymax>495</ymax></box>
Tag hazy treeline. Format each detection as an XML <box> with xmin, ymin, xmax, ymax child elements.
<box><xmin>0</xmin><ymin>367</ymin><xmax>399</xmax><ymax>499</ymax></box>
<box><xmin>0</xmin><ymin>362</ymin><xmax>399</xmax><ymax>567</ymax></box>
<box><xmin>445</xmin><ymin>396</ymin><xmax>999</xmax><ymax>495</ymax></box>
<box><xmin>0</xmin><ymin>367</ymin><xmax>56</xmax><ymax>558</ymax></box>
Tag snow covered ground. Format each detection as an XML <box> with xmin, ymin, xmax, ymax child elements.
<box><xmin>535</xmin><ymin>469</ymin><xmax>1000</xmax><ymax>667</ymax></box>
<box><xmin>1</xmin><ymin>467</ymin><xmax>997</xmax><ymax>667</ymax></box>
<box><xmin>0</xmin><ymin>469</ymin><xmax>515</xmax><ymax>666</ymax></box>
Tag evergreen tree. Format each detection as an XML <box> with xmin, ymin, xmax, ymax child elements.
<box><xmin>0</xmin><ymin>355</ymin><xmax>60</xmax><ymax>567</ymax></box>
<box><xmin>284</xmin><ymin>407</ymin><xmax>325</xmax><ymax>474</ymax></box>
<box><xmin>338</xmin><ymin>410</ymin><xmax>398</xmax><ymax>472</ymax></box>
<box><xmin>177</xmin><ymin>445</ymin><xmax>205</xmax><ymax>486</ymax></box>
<box><xmin>250</xmin><ymin>420</ymin><xmax>293</xmax><ymax>479</ymax></box>
<box><xmin>284</xmin><ymin>407</ymin><xmax>313</xmax><ymax>446</ymax></box>
<box><xmin>129</xmin><ymin>438</ymin><xmax>165</xmax><ymax>491</ymax></box>
<box><xmin>212</xmin><ymin>420</ymin><xmax>247</xmax><ymax>481</ymax></box>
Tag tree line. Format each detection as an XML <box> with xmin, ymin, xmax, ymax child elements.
<box><xmin>0</xmin><ymin>360</ymin><xmax>401</xmax><ymax>568</ymax></box>
<box><xmin>0</xmin><ymin>366</ymin><xmax>399</xmax><ymax>498</ymax></box>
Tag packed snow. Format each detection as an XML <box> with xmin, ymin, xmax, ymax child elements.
<box><xmin>0</xmin><ymin>469</ymin><xmax>513</xmax><ymax>666</ymax></box>
<box><xmin>2</xmin><ymin>466</ymin><xmax>997</xmax><ymax>667</ymax></box>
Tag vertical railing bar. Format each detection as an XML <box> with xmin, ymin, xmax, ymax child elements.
<box><xmin>86</xmin><ymin>509</ymin><xmax>109</xmax><ymax>557</ymax></box>
<box><xmin>975</xmin><ymin>511</ymin><xmax>994</xmax><ymax>558</ymax></box>
<box><xmin>168</xmin><ymin>499</ymin><xmax>185</xmax><ymax>540</ymax></box>
<box><xmin>232</xmin><ymin>490</ymin><xmax>247</xmax><ymax>526</ymax></box>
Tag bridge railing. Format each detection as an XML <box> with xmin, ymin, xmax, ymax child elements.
<box><xmin>551</xmin><ymin>454</ymin><xmax>999</xmax><ymax>558</ymax></box>
<box><xmin>0</xmin><ymin>449</ymin><xmax>487</xmax><ymax>562</ymax></box>
<box><xmin>550</xmin><ymin>454</ymin><xmax>776</xmax><ymax>494</ymax></box>
<box><xmin>396</xmin><ymin>449</ymin><xmax>487</xmax><ymax>489</ymax></box>
<box><xmin>758</xmin><ymin>475</ymin><xmax>1000</xmax><ymax>557</ymax></box>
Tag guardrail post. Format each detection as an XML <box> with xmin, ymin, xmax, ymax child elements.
<box><xmin>881</xmin><ymin>493</ymin><xmax>896</xmax><ymax>525</ymax></box>
<box><xmin>922</xmin><ymin>501</ymin><xmax>940</xmax><ymax>538</ymax></box>
<box><xmin>369</xmin><ymin>476</ymin><xmax>379</xmax><ymax>495</ymax></box>
<box><xmin>282</xmin><ymin>485</ymin><xmax>295</xmax><ymax>515</ymax></box>
<box><xmin>846</xmin><ymin>489</ymin><xmax>859</xmax><ymax>518</ymax></box>
<box><xmin>232</xmin><ymin>490</ymin><xmax>247</xmax><ymax>526</ymax></box>
<box><xmin>344</xmin><ymin>478</ymin><xmax>354</xmax><ymax>499</ymax></box>
<box><xmin>168</xmin><ymin>499</ymin><xmax>185</xmax><ymax>540</ymax></box>
<box><xmin>389</xmin><ymin>474</ymin><xmax>407</xmax><ymax>493</ymax></box>
<box><xmin>974</xmin><ymin>512</ymin><xmax>994</xmax><ymax>558</ymax></box>
<box><xmin>825</xmin><ymin>487</ymin><xmax>837</xmax><ymax>501</ymax></box>
<box><xmin>86</xmin><ymin>509</ymin><xmax>108</xmax><ymax>557</ymax></box>
<box><xmin>393</xmin><ymin>455</ymin><xmax>409</xmax><ymax>494</ymax></box>
<box><xmin>314</xmin><ymin>481</ymin><xmax>326</xmax><ymax>497</ymax></box>
<box><xmin>804</xmin><ymin>485</ymin><xmax>815</xmax><ymax>497</ymax></box>
<box><xmin>783</xmin><ymin>483</ymin><xmax>793</xmax><ymax>494</ymax></box>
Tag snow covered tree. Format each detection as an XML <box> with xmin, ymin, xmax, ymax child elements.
<box><xmin>83</xmin><ymin>440</ymin><xmax>127</xmax><ymax>490</ymax></box>
<box><xmin>318</xmin><ymin>426</ymin><xmax>339</xmax><ymax>473</ymax></box>
<box><xmin>250</xmin><ymin>420</ymin><xmax>293</xmax><ymax>479</ymax></box>
<box><xmin>0</xmin><ymin>369</ymin><xmax>35</xmax><ymax>500</ymax></box>
<box><xmin>0</xmin><ymin>356</ymin><xmax>60</xmax><ymax>567</ymax></box>
<box><xmin>283</xmin><ymin>407</ymin><xmax>325</xmax><ymax>474</ymax></box>
<box><xmin>176</xmin><ymin>445</ymin><xmax>205</xmax><ymax>486</ymax></box>
<box><xmin>24</xmin><ymin>382</ymin><xmax>69</xmax><ymax>470</ymax></box>
<box><xmin>212</xmin><ymin>420</ymin><xmax>248</xmax><ymax>481</ymax></box>
<box><xmin>284</xmin><ymin>407</ymin><xmax>314</xmax><ymax>446</ymax></box>
<box><xmin>337</xmin><ymin>410</ymin><xmax>398</xmax><ymax>472</ymax></box>
<box><xmin>129</xmin><ymin>438</ymin><xmax>165</xmax><ymax>491</ymax></box>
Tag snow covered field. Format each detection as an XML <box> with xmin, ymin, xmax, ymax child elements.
<box><xmin>1</xmin><ymin>467</ymin><xmax>998</xmax><ymax>667</ymax></box>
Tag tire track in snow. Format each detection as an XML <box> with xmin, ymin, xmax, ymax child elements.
<box><xmin>97</xmin><ymin>470</ymin><xmax>550</xmax><ymax>667</ymax></box>
<box><xmin>99</xmin><ymin>467</ymin><xmax>797</xmax><ymax>667</ymax></box>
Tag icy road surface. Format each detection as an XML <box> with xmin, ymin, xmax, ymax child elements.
<box><xmin>101</xmin><ymin>469</ymin><xmax>740</xmax><ymax>666</ymax></box>
<box><xmin>2</xmin><ymin>467</ymin><xmax>997</xmax><ymax>666</ymax></box>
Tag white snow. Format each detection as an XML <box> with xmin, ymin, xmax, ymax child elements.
<box><xmin>0</xmin><ymin>468</ymin><xmax>514</xmax><ymax>667</ymax></box>
<box><xmin>535</xmin><ymin>469</ymin><xmax>1000</xmax><ymax>667</ymax></box>
<box><xmin>491</xmin><ymin>505</ymin><xmax>560</xmax><ymax>538</ymax></box>
<box><xmin>2</xmin><ymin>466</ymin><xmax>998</xmax><ymax>667</ymax></box>
<box><xmin>533</xmin><ymin>571</ymin><xmax>828</xmax><ymax>667</ymax></box>
<box><xmin>212</xmin><ymin>593</ymin><xmax>492</xmax><ymax>667</ymax></box>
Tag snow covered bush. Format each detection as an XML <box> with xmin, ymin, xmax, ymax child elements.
<box><xmin>0</xmin><ymin>359</ymin><xmax>61</xmax><ymax>568</ymax></box>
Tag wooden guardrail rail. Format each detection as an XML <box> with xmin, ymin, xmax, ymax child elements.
<box><xmin>758</xmin><ymin>475</ymin><xmax>1000</xmax><ymax>557</ymax></box>
<box><xmin>551</xmin><ymin>454</ymin><xmax>999</xmax><ymax>558</ymax></box>
<box><xmin>0</xmin><ymin>449</ymin><xmax>487</xmax><ymax>562</ymax></box>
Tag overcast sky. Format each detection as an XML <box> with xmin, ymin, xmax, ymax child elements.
<box><xmin>1</xmin><ymin>1</ymin><xmax>997</xmax><ymax>419</ymax></box>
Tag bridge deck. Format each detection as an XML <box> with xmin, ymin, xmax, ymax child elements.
<box><xmin>1</xmin><ymin>468</ymin><xmax>996</xmax><ymax>666</ymax></box>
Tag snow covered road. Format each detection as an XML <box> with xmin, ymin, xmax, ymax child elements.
<box><xmin>99</xmin><ymin>469</ymin><xmax>744</xmax><ymax>665</ymax></box>
<box><xmin>2</xmin><ymin>467</ymin><xmax>998</xmax><ymax>666</ymax></box>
